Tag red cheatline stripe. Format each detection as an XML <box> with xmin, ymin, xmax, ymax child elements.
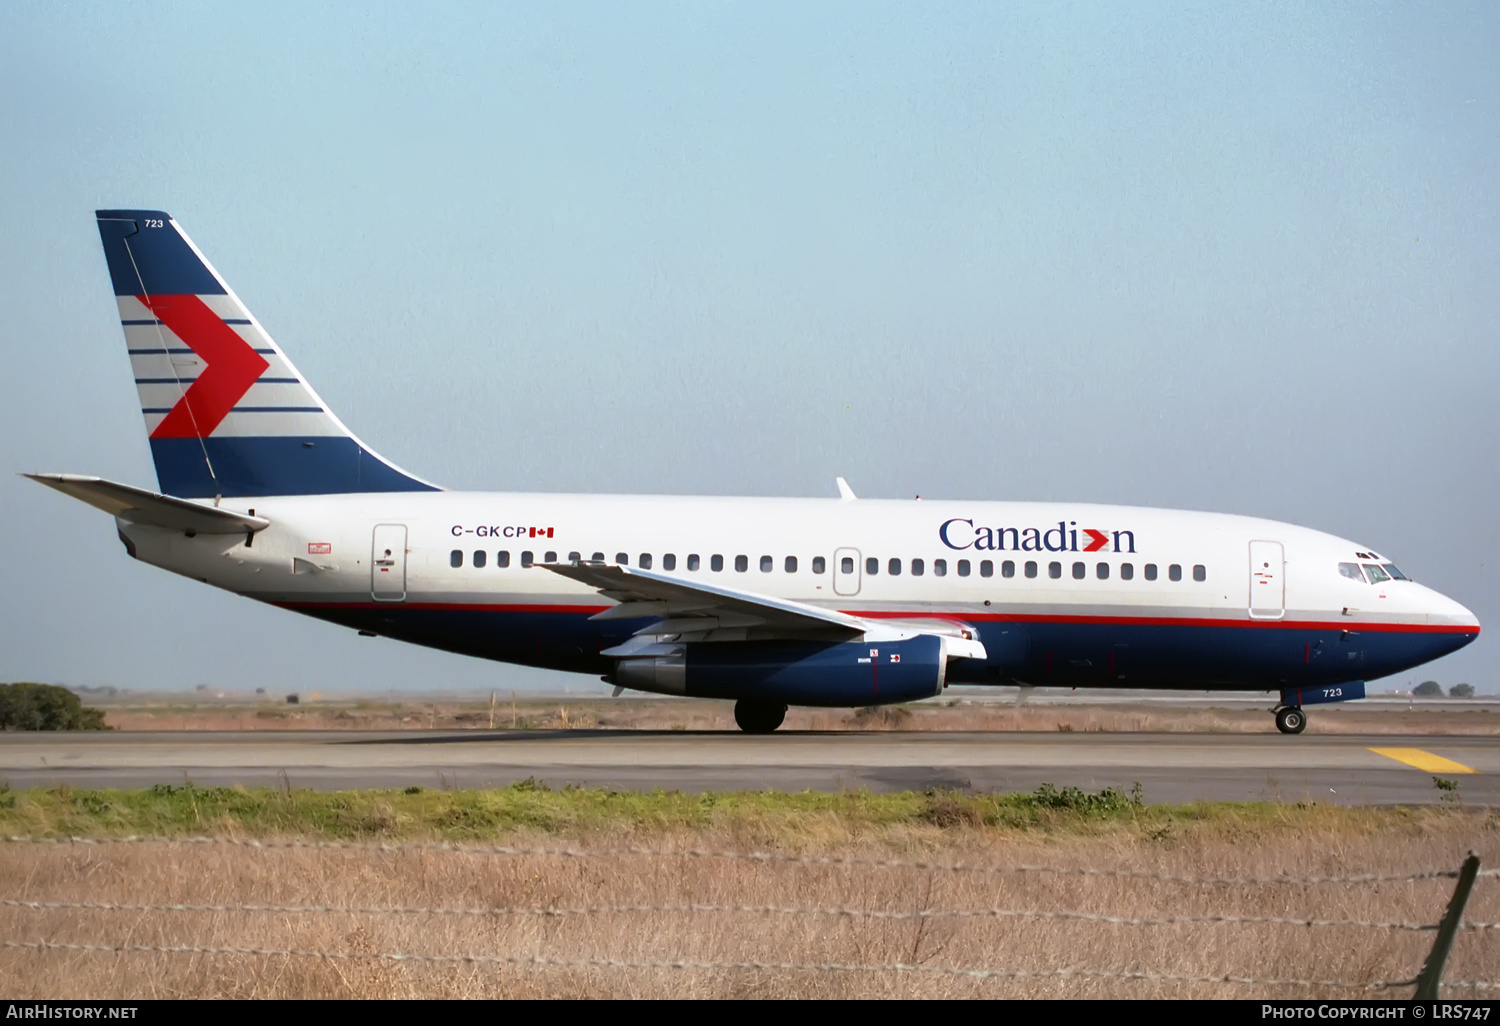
<box><xmin>141</xmin><ymin>294</ymin><xmax>269</xmax><ymax>439</ymax></box>
<box><xmin>272</xmin><ymin>600</ymin><xmax>1474</xmax><ymax>634</ymax></box>
<box><xmin>855</xmin><ymin>609</ymin><xmax>1477</xmax><ymax>634</ymax></box>
<box><xmin>278</xmin><ymin>601</ymin><xmax>610</xmax><ymax>615</ymax></box>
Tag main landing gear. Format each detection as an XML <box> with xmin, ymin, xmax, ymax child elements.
<box><xmin>734</xmin><ymin>699</ymin><xmax>787</xmax><ymax>734</ymax></box>
<box><xmin>1274</xmin><ymin>706</ymin><xmax>1307</xmax><ymax>735</ymax></box>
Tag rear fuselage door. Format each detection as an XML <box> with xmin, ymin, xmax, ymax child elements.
<box><xmin>1248</xmin><ymin>539</ymin><xmax>1285</xmax><ymax>619</ymax></box>
<box><xmin>371</xmin><ymin>524</ymin><xmax>408</xmax><ymax>602</ymax></box>
<box><xmin>833</xmin><ymin>547</ymin><xmax>862</xmax><ymax>596</ymax></box>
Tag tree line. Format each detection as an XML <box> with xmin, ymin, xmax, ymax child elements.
<box><xmin>0</xmin><ymin>683</ymin><xmax>108</xmax><ymax>730</ymax></box>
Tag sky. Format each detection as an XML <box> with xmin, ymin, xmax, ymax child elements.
<box><xmin>1</xmin><ymin>2</ymin><xmax>1496</xmax><ymax>695</ymax></box>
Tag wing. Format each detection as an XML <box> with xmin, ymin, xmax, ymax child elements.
<box><xmin>542</xmin><ymin>562</ymin><xmax>987</xmax><ymax>660</ymax></box>
<box><xmin>25</xmin><ymin>473</ymin><xmax>270</xmax><ymax>535</ymax></box>
<box><xmin>543</xmin><ymin>561</ymin><xmax>865</xmax><ymax>648</ymax></box>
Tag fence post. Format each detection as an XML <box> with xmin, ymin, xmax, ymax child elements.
<box><xmin>1413</xmin><ymin>852</ymin><xmax>1480</xmax><ymax>1000</ymax></box>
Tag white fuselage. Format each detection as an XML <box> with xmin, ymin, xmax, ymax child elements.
<box><xmin>116</xmin><ymin>491</ymin><xmax>1479</xmax><ymax>693</ymax></box>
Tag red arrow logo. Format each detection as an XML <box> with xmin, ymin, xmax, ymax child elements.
<box><xmin>1082</xmin><ymin>529</ymin><xmax>1110</xmax><ymax>552</ymax></box>
<box><xmin>142</xmin><ymin>294</ymin><xmax>269</xmax><ymax>439</ymax></box>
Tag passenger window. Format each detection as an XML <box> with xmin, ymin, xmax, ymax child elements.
<box><xmin>1363</xmin><ymin>564</ymin><xmax>1390</xmax><ymax>584</ymax></box>
<box><xmin>663</xmin><ymin>554</ymin><xmax>676</xmax><ymax>571</ymax></box>
<box><xmin>1338</xmin><ymin>563</ymin><xmax>1365</xmax><ymax>582</ymax></box>
<box><xmin>1119</xmin><ymin>562</ymin><xmax>1132</xmax><ymax>580</ymax></box>
<box><xmin>1096</xmin><ymin>562</ymin><xmax>1109</xmax><ymax>580</ymax></box>
<box><xmin>450</xmin><ymin>550</ymin><xmax>463</xmax><ymax>568</ymax></box>
<box><xmin>521</xmin><ymin>551</ymin><xmax>534</xmax><ymax>568</ymax></box>
<box><xmin>735</xmin><ymin>555</ymin><xmax>748</xmax><ymax>572</ymax></box>
<box><xmin>1049</xmin><ymin>561</ymin><xmax>1062</xmax><ymax>579</ymax></box>
<box><xmin>566</xmin><ymin>551</ymin><xmax>580</xmax><ymax>564</ymax></box>
<box><xmin>785</xmin><ymin>556</ymin><xmax>797</xmax><ymax>573</ymax></box>
<box><xmin>498</xmin><ymin>551</ymin><xmax>511</xmax><ymax>568</ymax></box>
<box><xmin>1072</xmin><ymin>562</ymin><xmax>1085</xmax><ymax>580</ymax></box>
<box><xmin>473</xmin><ymin>550</ymin><xmax>487</xmax><ymax>568</ymax></box>
<box><xmin>812</xmin><ymin>556</ymin><xmax>826</xmax><ymax>574</ymax></box>
<box><xmin>688</xmin><ymin>554</ymin><xmax>701</xmax><ymax>571</ymax></box>
<box><xmin>980</xmin><ymin>560</ymin><xmax>993</xmax><ymax>578</ymax></box>
<box><xmin>639</xmin><ymin>553</ymin><xmax>652</xmax><ymax>569</ymax></box>
<box><xmin>1382</xmin><ymin>563</ymin><xmax>1409</xmax><ymax>581</ymax></box>
<box><xmin>1002</xmin><ymin>560</ymin><xmax>1015</xmax><ymax>578</ymax></box>
<box><xmin>1025</xmin><ymin>561</ymin><xmax>1038</xmax><ymax>579</ymax></box>
<box><xmin>711</xmin><ymin>554</ymin><xmax>724</xmax><ymax>572</ymax></box>
<box><xmin>545</xmin><ymin>551</ymin><xmax>557</xmax><ymax>564</ymax></box>
<box><xmin>616</xmin><ymin>552</ymin><xmax>628</xmax><ymax>565</ymax></box>
<box><xmin>1144</xmin><ymin>563</ymin><xmax>1158</xmax><ymax>581</ymax></box>
<box><xmin>591</xmin><ymin>551</ymin><xmax>604</xmax><ymax>563</ymax></box>
<box><xmin>1193</xmin><ymin>564</ymin><xmax>1206</xmax><ymax>582</ymax></box>
<box><xmin>866</xmin><ymin>557</ymin><xmax>878</xmax><ymax>575</ymax></box>
<box><xmin>889</xmin><ymin>558</ymin><xmax>902</xmax><ymax>576</ymax></box>
<box><xmin>1168</xmin><ymin>564</ymin><xmax>1182</xmax><ymax>581</ymax></box>
<box><xmin>841</xmin><ymin>556</ymin><xmax>855</xmax><ymax>574</ymax></box>
<box><xmin>760</xmin><ymin>555</ymin><xmax>773</xmax><ymax>572</ymax></box>
<box><xmin>957</xmin><ymin>559</ymin><xmax>971</xmax><ymax>577</ymax></box>
<box><xmin>934</xmin><ymin>559</ymin><xmax>947</xmax><ymax>577</ymax></box>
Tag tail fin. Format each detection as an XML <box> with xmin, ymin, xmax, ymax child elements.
<box><xmin>95</xmin><ymin>210</ymin><xmax>438</xmax><ymax>498</ymax></box>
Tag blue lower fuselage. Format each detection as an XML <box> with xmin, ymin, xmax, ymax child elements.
<box><xmin>284</xmin><ymin>601</ymin><xmax>1476</xmax><ymax>695</ymax></box>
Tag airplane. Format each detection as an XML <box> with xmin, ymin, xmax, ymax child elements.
<box><xmin>26</xmin><ymin>210</ymin><xmax>1481</xmax><ymax>735</ymax></box>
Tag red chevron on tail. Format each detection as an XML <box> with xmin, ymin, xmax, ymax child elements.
<box><xmin>142</xmin><ymin>293</ymin><xmax>269</xmax><ymax>439</ymax></box>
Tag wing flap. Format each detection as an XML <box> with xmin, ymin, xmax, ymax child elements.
<box><xmin>25</xmin><ymin>473</ymin><xmax>270</xmax><ymax>535</ymax></box>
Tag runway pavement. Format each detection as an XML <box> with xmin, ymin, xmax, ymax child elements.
<box><xmin>0</xmin><ymin>729</ymin><xmax>1495</xmax><ymax>804</ymax></box>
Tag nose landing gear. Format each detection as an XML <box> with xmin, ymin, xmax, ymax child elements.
<box><xmin>1274</xmin><ymin>706</ymin><xmax>1307</xmax><ymax>735</ymax></box>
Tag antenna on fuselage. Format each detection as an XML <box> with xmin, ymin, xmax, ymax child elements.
<box><xmin>835</xmin><ymin>477</ymin><xmax>857</xmax><ymax>502</ymax></box>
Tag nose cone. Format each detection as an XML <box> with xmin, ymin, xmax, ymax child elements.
<box><xmin>1419</xmin><ymin>585</ymin><xmax>1480</xmax><ymax>662</ymax></box>
<box><xmin>1423</xmin><ymin>584</ymin><xmax>1481</xmax><ymax>632</ymax></box>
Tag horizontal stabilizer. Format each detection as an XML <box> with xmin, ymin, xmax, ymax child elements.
<box><xmin>24</xmin><ymin>473</ymin><xmax>269</xmax><ymax>534</ymax></box>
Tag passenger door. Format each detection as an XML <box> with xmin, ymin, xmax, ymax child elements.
<box><xmin>833</xmin><ymin>547</ymin><xmax>862</xmax><ymax>596</ymax></box>
<box><xmin>1248</xmin><ymin>540</ymin><xmax>1284</xmax><ymax>619</ymax></box>
<box><xmin>371</xmin><ymin>524</ymin><xmax>408</xmax><ymax>602</ymax></box>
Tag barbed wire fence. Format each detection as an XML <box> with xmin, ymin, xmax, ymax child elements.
<box><xmin>1</xmin><ymin>837</ymin><xmax>1492</xmax><ymax>997</ymax></box>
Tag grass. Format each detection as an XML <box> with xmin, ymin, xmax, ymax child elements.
<box><xmin>0</xmin><ymin>781</ymin><xmax>1144</xmax><ymax>841</ymax></box>
<box><xmin>3</xmin><ymin>784</ymin><xmax>1497</xmax><ymax>998</ymax></box>
<box><xmin>1</xmin><ymin>790</ymin><xmax>1496</xmax><ymax>999</ymax></box>
<box><xmin>0</xmin><ymin>780</ymin><xmax>1459</xmax><ymax>844</ymax></box>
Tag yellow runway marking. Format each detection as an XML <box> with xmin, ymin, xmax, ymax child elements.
<box><xmin>1368</xmin><ymin>748</ymin><xmax>1476</xmax><ymax>774</ymax></box>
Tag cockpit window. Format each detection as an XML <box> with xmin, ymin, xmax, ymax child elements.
<box><xmin>1382</xmin><ymin>563</ymin><xmax>1409</xmax><ymax>581</ymax></box>
<box><xmin>1338</xmin><ymin>562</ymin><xmax>1365</xmax><ymax>583</ymax></box>
<box><xmin>1363</xmin><ymin>564</ymin><xmax>1390</xmax><ymax>585</ymax></box>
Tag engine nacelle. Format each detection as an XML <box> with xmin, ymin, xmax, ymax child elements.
<box><xmin>614</xmin><ymin>635</ymin><xmax>947</xmax><ymax>707</ymax></box>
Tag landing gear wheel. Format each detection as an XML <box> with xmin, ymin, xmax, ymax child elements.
<box><xmin>1275</xmin><ymin>706</ymin><xmax>1307</xmax><ymax>735</ymax></box>
<box><xmin>734</xmin><ymin>700</ymin><xmax>787</xmax><ymax>734</ymax></box>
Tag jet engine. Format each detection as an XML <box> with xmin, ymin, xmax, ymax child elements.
<box><xmin>613</xmin><ymin>634</ymin><xmax>951</xmax><ymax>706</ymax></box>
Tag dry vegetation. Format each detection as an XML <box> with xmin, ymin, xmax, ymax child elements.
<box><xmin>93</xmin><ymin>694</ymin><xmax>1500</xmax><ymax>735</ymax></box>
<box><xmin>12</xmin><ymin>692</ymin><xmax>1497</xmax><ymax>997</ymax></box>
<box><xmin>0</xmin><ymin>790</ymin><xmax>1496</xmax><ymax>999</ymax></box>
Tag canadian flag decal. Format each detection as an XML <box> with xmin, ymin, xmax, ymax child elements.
<box><xmin>142</xmin><ymin>294</ymin><xmax>269</xmax><ymax>439</ymax></box>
